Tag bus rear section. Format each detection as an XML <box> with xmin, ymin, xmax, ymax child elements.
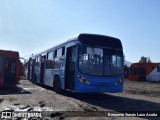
<box><xmin>129</xmin><ymin>63</ymin><xmax>160</xmax><ymax>81</ymax></box>
<box><xmin>0</xmin><ymin>50</ymin><xmax>20</xmax><ymax>86</ymax></box>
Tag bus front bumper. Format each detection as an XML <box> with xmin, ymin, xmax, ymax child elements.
<box><xmin>74</xmin><ymin>83</ymin><xmax>123</xmax><ymax>93</ymax></box>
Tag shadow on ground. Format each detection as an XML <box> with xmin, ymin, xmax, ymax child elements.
<box><xmin>0</xmin><ymin>86</ymin><xmax>31</xmax><ymax>95</ymax></box>
<box><xmin>60</xmin><ymin>91</ymin><xmax>160</xmax><ymax>119</ymax></box>
<box><xmin>31</xmin><ymin>81</ymin><xmax>160</xmax><ymax>119</ymax></box>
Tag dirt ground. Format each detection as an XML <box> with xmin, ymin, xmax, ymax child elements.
<box><xmin>0</xmin><ymin>77</ymin><xmax>160</xmax><ymax>120</ymax></box>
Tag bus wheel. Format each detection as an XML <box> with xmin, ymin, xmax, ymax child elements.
<box><xmin>139</xmin><ymin>76</ymin><xmax>146</xmax><ymax>81</ymax></box>
<box><xmin>53</xmin><ymin>76</ymin><xmax>62</xmax><ymax>93</ymax></box>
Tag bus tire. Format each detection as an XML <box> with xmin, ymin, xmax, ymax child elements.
<box><xmin>53</xmin><ymin>76</ymin><xmax>62</xmax><ymax>93</ymax></box>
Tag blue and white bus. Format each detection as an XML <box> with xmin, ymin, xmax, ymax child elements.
<box><xmin>27</xmin><ymin>33</ymin><xmax>124</xmax><ymax>93</ymax></box>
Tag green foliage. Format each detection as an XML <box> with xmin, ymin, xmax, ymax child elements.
<box><xmin>139</xmin><ymin>56</ymin><xmax>151</xmax><ymax>63</ymax></box>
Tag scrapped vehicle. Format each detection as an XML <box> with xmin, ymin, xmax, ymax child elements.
<box><xmin>0</xmin><ymin>49</ymin><xmax>20</xmax><ymax>86</ymax></box>
<box><xmin>129</xmin><ymin>62</ymin><xmax>160</xmax><ymax>81</ymax></box>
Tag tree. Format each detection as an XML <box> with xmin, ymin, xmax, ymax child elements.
<box><xmin>147</xmin><ymin>57</ymin><xmax>151</xmax><ymax>63</ymax></box>
<box><xmin>139</xmin><ymin>56</ymin><xmax>151</xmax><ymax>63</ymax></box>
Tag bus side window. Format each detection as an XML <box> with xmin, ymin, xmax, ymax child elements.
<box><xmin>62</xmin><ymin>47</ymin><xmax>65</xmax><ymax>56</ymax></box>
<box><xmin>130</xmin><ymin>68</ymin><xmax>136</xmax><ymax>75</ymax></box>
<box><xmin>46</xmin><ymin>51</ymin><xmax>54</xmax><ymax>69</ymax></box>
<box><xmin>137</xmin><ymin>68</ymin><xmax>146</xmax><ymax>74</ymax></box>
<box><xmin>54</xmin><ymin>47</ymin><xmax>65</xmax><ymax>70</ymax></box>
<box><xmin>157</xmin><ymin>66</ymin><xmax>160</xmax><ymax>72</ymax></box>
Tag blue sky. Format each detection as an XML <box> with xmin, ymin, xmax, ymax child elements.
<box><xmin>0</xmin><ymin>0</ymin><xmax>160</xmax><ymax>63</ymax></box>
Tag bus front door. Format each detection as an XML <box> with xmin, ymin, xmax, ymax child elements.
<box><xmin>40</xmin><ymin>56</ymin><xmax>46</xmax><ymax>84</ymax></box>
<box><xmin>65</xmin><ymin>46</ymin><xmax>76</xmax><ymax>91</ymax></box>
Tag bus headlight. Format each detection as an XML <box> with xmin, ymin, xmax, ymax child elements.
<box><xmin>77</xmin><ymin>75</ymin><xmax>90</xmax><ymax>84</ymax></box>
<box><xmin>117</xmin><ymin>79</ymin><xmax>123</xmax><ymax>84</ymax></box>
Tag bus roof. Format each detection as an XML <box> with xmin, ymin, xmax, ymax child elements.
<box><xmin>30</xmin><ymin>33</ymin><xmax>121</xmax><ymax>58</ymax></box>
<box><xmin>0</xmin><ymin>49</ymin><xmax>19</xmax><ymax>58</ymax></box>
<box><xmin>130</xmin><ymin>62</ymin><xmax>160</xmax><ymax>67</ymax></box>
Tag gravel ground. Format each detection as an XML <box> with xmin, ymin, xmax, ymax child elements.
<box><xmin>0</xmin><ymin>77</ymin><xmax>160</xmax><ymax>120</ymax></box>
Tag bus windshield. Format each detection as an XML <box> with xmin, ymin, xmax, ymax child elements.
<box><xmin>79</xmin><ymin>46</ymin><xmax>123</xmax><ymax>76</ymax></box>
<box><xmin>0</xmin><ymin>55</ymin><xmax>4</xmax><ymax>74</ymax></box>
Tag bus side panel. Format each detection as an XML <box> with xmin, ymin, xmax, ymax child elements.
<box><xmin>0</xmin><ymin>51</ymin><xmax>20</xmax><ymax>86</ymax></box>
<box><xmin>59</xmin><ymin>71</ymin><xmax>65</xmax><ymax>90</ymax></box>
<box><xmin>16</xmin><ymin>59</ymin><xmax>20</xmax><ymax>82</ymax></box>
<box><xmin>147</xmin><ymin>64</ymin><xmax>160</xmax><ymax>81</ymax></box>
<box><xmin>129</xmin><ymin>74</ymin><xmax>141</xmax><ymax>81</ymax></box>
<box><xmin>59</xmin><ymin>63</ymin><xmax>65</xmax><ymax>90</ymax></box>
<box><xmin>146</xmin><ymin>64</ymin><xmax>158</xmax><ymax>77</ymax></box>
<box><xmin>0</xmin><ymin>55</ymin><xmax>4</xmax><ymax>86</ymax></box>
<box><xmin>44</xmin><ymin>69</ymin><xmax>54</xmax><ymax>87</ymax></box>
<box><xmin>34</xmin><ymin>65</ymin><xmax>41</xmax><ymax>83</ymax></box>
<box><xmin>51</xmin><ymin>69</ymin><xmax>65</xmax><ymax>90</ymax></box>
<box><xmin>129</xmin><ymin>64</ymin><xmax>146</xmax><ymax>81</ymax></box>
<box><xmin>129</xmin><ymin>63</ymin><xmax>160</xmax><ymax>81</ymax></box>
